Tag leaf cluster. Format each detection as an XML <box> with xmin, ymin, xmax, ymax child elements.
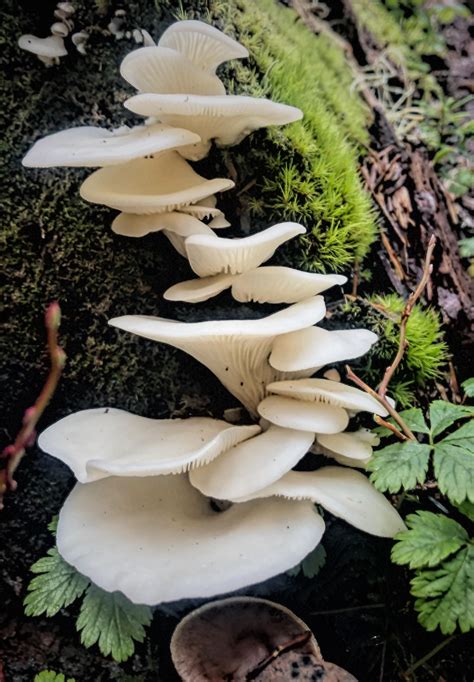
<box><xmin>34</xmin><ymin>673</ymin><xmax>76</xmax><ymax>682</ymax></box>
<box><xmin>392</xmin><ymin>509</ymin><xmax>474</xmax><ymax>634</ymax></box>
<box><xmin>369</xmin><ymin>400</ymin><xmax>474</xmax><ymax>504</ymax></box>
<box><xmin>24</xmin><ymin>526</ymin><xmax>152</xmax><ymax>662</ymax></box>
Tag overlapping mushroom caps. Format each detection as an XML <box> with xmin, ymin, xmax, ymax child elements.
<box><xmin>31</xmin><ymin>19</ymin><xmax>404</xmax><ymax>608</ymax></box>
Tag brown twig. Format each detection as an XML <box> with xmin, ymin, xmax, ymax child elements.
<box><xmin>0</xmin><ymin>302</ymin><xmax>66</xmax><ymax>510</ymax></box>
<box><xmin>378</xmin><ymin>235</ymin><xmax>436</xmax><ymax>398</ymax></box>
<box><xmin>374</xmin><ymin>415</ymin><xmax>407</xmax><ymax>441</ymax></box>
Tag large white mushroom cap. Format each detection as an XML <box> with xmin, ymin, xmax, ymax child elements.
<box><xmin>234</xmin><ymin>467</ymin><xmax>405</xmax><ymax>537</ymax></box>
<box><xmin>165</xmin><ymin>266</ymin><xmax>345</xmax><ymax>304</ymax></box>
<box><xmin>80</xmin><ymin>151</ymin><xmax>234</xmax><ymax>214</ymax></box>
<box><xmin>120</xmin><ymin>46</ymin><xmax>226</xmax><ymax>96</ymax></box>
<box><xmin>257</xmin><ymin>395</ymin><xmax>349</xmax><ymax>434</ymax></box>
<box><xmin>124</xmin><ymin>94</ymin><xmax>303</xmax><ymax>160</ymax></box>
<box><xmin>56</xmin><ymin>474</ymin><xmax>325</xmax><ymax>604</ymax></box>
<box><xmin>22</xmin><ymin>123</ymin><xmax>201</xmax><ymax>168</ymax></box>
<box><xmin>267</xmin><ymin>378</ymin><xmax>388</xmax><ymax>416</ymax></box>
<box><xmin>109</xmin><ymin>296</ymin><xmax>326</xmax><ymax>414</ymax></box>
<box><xmin>18</xmin><ymin>34</ymin><xmax>67</xmax><ymax>59</ymax></box>
<box><xmin>158</xmin><ymin>20</ymin><xmax>249</xmax><ymax>73</ymax></box>
<box><xmin>270</xmin><ymin>326</ymin><xmax>379</xmax><ymax>372</ymax></box>
<box><xmin>184</xmin><ymin>223</ymin><xmax>306</xmax><ymax>276</ymax></box>
<box><xmin>38</xmin><ymin>407</ymin><xmax>260</xmax><ymax>482</ymax></box>
<box><xmin>189</xmin><ymin>425</ymin><xmax>315</xmax><ymax>501</ymax></box>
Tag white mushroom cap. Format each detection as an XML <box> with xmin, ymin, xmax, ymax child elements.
<box><xmin>185</xmin><ymin>223</ymin><xmax>306</xmax><ymax>277</ymax></box>
<box><xmin>235</xmin><ymin>468</ymin><xmax>405</xmax><ymax>537</ymax></box>
<box><xmin>189</xmin><ymin>426</ymin><xmax>314</xmax><ymax>501</ymax></box>
<box><xmin>18</xmin><ymin>34</ymin><xmax>67</xmax><ymax>58</ymax></box>
<box><xmin>109</xmin><ymin>296</ymin><xmax>326</xmax><ymax>414</ymax></box>
<box><xmin>231</xmin><ymin>267</ymin><xmax>347</xmax><ymax>304</ymax></box>
<box><xmin>80</xmin><ymin>151</ymin><xmax>234</xmax><ymax>214</ymax></box>
<box><xmin>257</xmin><ymin>396</ymin><xmax>349</xmax><ymax>434</ymax></box>
<box><xmin>112</xmin><ymin>211</ymin><xmax>213</xmax><ymax>239</ymax></box>
<box><xmin>120</xmin><ymin>46</ymin><xmax>225</xmax><ymax>96</ymax></box>
<box><xmin>270</xmin><ymin>327</ymin><xmax>379</xmax><ymax>373</ymax></box>
<box><xmin>159</xmin><ymin>20</ymin><xmax>248</xmax><ymax>73</ymax></box>
<box><xmin>38</xmin><ymin>407</ymin><xmax>260</xmax><ymax>482</ymax></box>
<box><xmin>316</xmin><ymin>431</ymin><xmax>374</xmax><ymax>465</ymax></box>
<box><xmin>50</xmin><ymin>22</ymin><xmax>69</xmax><ymax>37</ymax></box>
<box><xmin>124</xmin><ymin>94</ymin><xmax>303</xmax><ymax>160</ymax></box>
<box><xmin>165</xmin><ymin>273</ymin><xmax>236</xmax><ymax>303</ymax></box>
<box><xmin>266</xmin><ymin>378</ymin><xmax>388</xmax><ymax>416</ymax></box>
<box><xmin>22</xmin><ymin>123</ymin><xmax>201</xmax><ymax>168</ymax></box>
<box><xmin>56</xmin><ymin>474</ymin><xmax>325</xmax><ymax>604</ymax></box>
<box><xmin>178</xmin><ymin>196</ymin><xmax>223</xmax><ymax>219</ymax></box>
<box><xmin>208</xmin><ymin>214</ymin><xmax>231</xmax><ymax>229</ymax></box>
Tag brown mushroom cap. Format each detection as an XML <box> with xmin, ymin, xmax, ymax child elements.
<box><xmin>171</xmin><ymin>596</ymin><xmax>357</xmax><ymax>681</ymax></box>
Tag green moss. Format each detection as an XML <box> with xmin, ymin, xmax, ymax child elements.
<box><xmin>210</xmin><ymin>0</ymin><xmax>377</xmax><ymax>272</ymax></box>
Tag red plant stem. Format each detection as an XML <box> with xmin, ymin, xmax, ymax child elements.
<box><xmin>0</xmin><ymin>302</ymin><xmax>66</xmax><ymax>509</ymax></box>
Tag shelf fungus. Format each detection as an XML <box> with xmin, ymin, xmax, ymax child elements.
<box><xmin>30</xmin><ymin>19</ymin><xmax>404</xmax><ymax>612</ymax></box>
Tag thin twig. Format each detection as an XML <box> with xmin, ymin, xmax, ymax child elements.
<box><xmin>378</xmin><ymin>235</ymin><xmax>436</xmax><ymax>398</ymax></box>
<box><xmin>402</xmin><ymin>635</ymin><xmax>457</xmax><ymax>680</ymax></box>
<box><xmin>374</xmin><ymin>415</ymin><xmax>407</xmax><ymax>441</ymax></box>
<box><xmin>0</xmin><ymin>302</ymin><xmax>66</xmax><ymax>510</ymax></box>
<box><xmin>311</xmin><ymin>603</ymin><xmax>385</xmax><ymax>616</ymax></box>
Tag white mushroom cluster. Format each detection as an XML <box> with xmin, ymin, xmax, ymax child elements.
<box><xmin>26</xmin><ymin>21</ymin><xmax>404</xmax><ymax>606</ymax></box>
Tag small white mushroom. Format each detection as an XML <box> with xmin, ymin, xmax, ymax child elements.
<box><xmin>38</xmin><ymin>407</ymin><xmax>260</xmax><ymax>482</ymax></box>
<box><xmin>316</xmin><ymin>430</ymin><xmax>377</xmax><ymax>468</ymax></box>
<box><xmin>18</xmin><ymin>34</ymin><xmax>67</xmax><ymax>61</ymax></box>
<box><xmin>55</xmin><ymin>474</ymin><xmax>325</xmax><ymax>604</ymax></box>
<box><xmin>124</xmin><ymin>94</ymin><xmax>303</xmax><ymax>160</ymax></box>
<box><xmin>140</xmin><ymin>29</ymin><xmax>155</xmax><ymax>47</ymax></box>
<box><xmin>266</xmin><ymin>378</ymin><xmax>388</xmax><ymax>416</ymax></box>
<box><xmin>323</xmin><ymin>368</ymin><xmax>341</xmax><ymax>382</ymax></box>
<box><xmin>120</xmin><ymin>46</ymin><xmax>226</xmax><ymax>96</ymax></box>
<box><xmin>178</xmin><ymin>195</ymin><xmax>224</xmax><ymax>220</ymax></box>
<box><xmin>71</xmin><ymin>31</ymin><xmax>89</xmax><ymax>55</ymax></box>
<box><xmin>112</xmin><ymin>211</ymin><xmax>213</xmax><ymax>239</ymax></box>
<box><xmin>22</xmin><ymin>123</ymin><xmax>201</xmax><ymax>168</ymax></box>
<box><xmin>184</xmin><ymin>223</ymin><xmax>306</xmax><ymax>277</ymax></box>
<box><xmin>257</xmin><ymin>395</ymin><xmax>349</xmax><ymax>434</ymax></box>
<box><xmin>270</xmin><ymin>326</ymin><xmax>379</xmax><ymax>373</ymax></box>
<box><xmin>235</xmin><ymin>467</ymin><xmax>406</xmax><ymax>537</ymax></box>
<box><xmin>57</xmin><ymin>2</ymin><xmax>75</xmax><ymax>14</ymax></box>
<box><xmin>80</xmin><ymin>151</ymin><xmax>234</xmax><ymax>214</ymax></box>
<box><xmin>165</xmin><ymin>273</ymin><xmax>236</xmax><ymax>302</ymax></box>
<box><xmin>158</xmin><ymin>20</ymin><xmax>248</xmax><ymax>73</ymax></box>
<box><xmin>50</xmin><ymin>22</ymin><xmax>69</xmax><ymax>37</ymax></box>
<box><xmin>109</xmin><ymin>296</ymin><xmax>326</xmax><ymax>414</ymax></box>
<box><xmin>208</xmin><ymin>214</ymin><xmax>230</xmax><ymax>229</ymax></box>
<box><xmin>189</xmin><ymin>425</ymin><xmax>315</xmax><ymax>501</ymax></box>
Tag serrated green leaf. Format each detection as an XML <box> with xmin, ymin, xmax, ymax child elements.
<box><xmin>411</xmin><ymin>544</ymin><xmax>474</xmax><ymax>634</ymax></box>
<box><xmin>457</xmin><ymin>500</ymin><xmax>474</xmax><ymax>522</ymax></box>
<box><xmin>24</xmin><ymin>548</ymin><xmax>89</xmax><ymax>618</ymax></box>
<box><xmin>48</xmin><ymin>516</ymin><xmax>59</xmax><ymax>535</ymax></box>
<box><xmin>392</xmin><ymin>511</ymin><xmax>468</xmax><ymax>569</ymax></box>
<box><xmin>433</xmin><ymin>420</ymin><xmax>474</xmax><ymax>504</ymax></box>
<box><xmin>429</xmin><ymin>400</ymin><xmax>474</xmax><ymax>439</ymax></box>
<box><xmin>287</xmin><ymin>543</ymin><xmax>326</xmax><ymax>578</ymax></box>
<box><xmin>462</xmin><ymin>378</ymin><xmax>474</xmax><ymax>398</ymax></box>
<box><xmin>373</xmin><ymin>407</ymin><xmax>429</xmax><ymax>439</ymax></box>
<box><xmin>368</xmin><ymin>441</ymin><xmax>431</xmax><ymax>493</ymax></box>
<box><xmin>77</xmin><ymin>585</ymin><xmax>152</xmax><ymax>662</ymax></box>
<box><xmin>34</xmin><ymin>671</ymin><xmax>75</xmax><ymax>682</ymax></box>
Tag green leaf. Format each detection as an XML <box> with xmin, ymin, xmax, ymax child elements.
<box><xmin>374</xmin><ymin>407</ymin><xmax>429</xmax><ymax>439</ymax></box>
<box><xmin>48</xmin><ymin>515</ymin><xmax>59</xmax><ymax>535</ymax></box>
<box><xmin>433</xmin><ymin>420</ymin><xmax>474</xmax><ymax>504</ymax></box>
<box><xmin>457</xmin><ymin>500</ymin><xmax>474</xmax><ymax>522</ymax></box>
<box><xmin>24</xmin><ymin>548</ymin><xmax>89</xmax><ymax>618</ymax></box>
<box><xmin>287</xmin><ymin>544</ymin><xmax>326</xmax><ymax>578</ymax></box>
<box><xmin>392</xmin><ymin>511</ymin><xmax>468</xmax><ymax>568</ymax></box>
<box><xmin>461</xmin><ymin>378</ymin><xmax>474</xmax><ymax>398</ymax></box>
<box><xmin>34</xmin><ymin>672</ymin><xmax>75</xmax><ymax>682</ymax></box>
<box><xmin>411</xmin><ymin>544</ymin><xmax>474</xmax><ymax>634</ymax></box>
<box><xmin>368</xmin><ymin>441</ymin><xmax>431</xmax><ymax>493</ymax></box>
<box><xmin>77</xmin><ymin>585</ymin><xmax>152</xmax><ymax>662</ymax></box>
<box><xmin>429</xmin><ymin>400</ymin><xmax>474</xmax><ymax>439</ymax></box>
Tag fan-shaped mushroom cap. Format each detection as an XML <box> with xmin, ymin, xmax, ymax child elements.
<box><xmin>165</xmin><ymin>273</ymin><xmax>236</xmax><ymax>302</ymax></box>
<box><xmin>189</xmin><ymin>426</ymin><xmax>314</xmax><ymax>501</ymax></box>
<box><xmin>232</xmin><ymin>267</ymin><xmax>347</xmax><ymax>304</ymax></box>
<box><xmin>120</xmin><ymin>46</ymin><xmax>225</xmax><ymax>96</ymax></box>
<box><xmin>18</xmin><ymin>34</ymin><xmax>67</xmax><ymax>58</ymax></box>
<box><xmin>80</xmin><ymin>151</ymin><xmax>234</xmax><ymax>214</ymax></box>
<box><xmin>22</xmin><ymin>123</ymin><xmax>200</xmax><ymax>168</ymax></box>
<box><xmin>56</xmin><ymin>474</ymin><xmax>325</xmax><ymax>604</ymax></box>
<box><xmin>111</xmin><ymin>211</ymin><xmax>213</xmax><ymax>242</ymax></box>
<box><xmin>38</xmin><ymin>407</ymin><xmax>260</xmax><ymax>482</ymax></box>
<box><xmin>185</xmin><ymin>223</ymin><xmax>306</xmax><ymax>277</ymax></box>
<box><xmin>159</xmin><ymin>20</ymin><xmax>248</xmax><ymax>73</ymax></box>
<box><xmin>257</xmin><ymin>396</ymin><xmax>349</xmax><ymax>434</ymax></box>
<box><xmin>316</xmin><ymin>431</ymin><xmax>374</xmax><ymax>464</ymax></box>
<box><xmin>170</xmin><ymin>597</ymin><xmax>327</xmax><ymax>682</ymax></box>
<box><xmin>178</xmin><ymin>195</ymin><xmax>223</xmax><ymax>219</ymax></box>
<box><xmin>267</xmin><ymin>378</ymin><xmax>388</xmax><ymax>416</ymax></box>
<box><xmin>270</xmin><ymin>327</ymin><xmax>379</xmax><ymax>373</ymax></box>
<box><xmin>236</xmin><ymin>468</ymin><xmax>405</xmax><ymax>537</ymax></box>
<box><xmin>125</xmin><ymin>94</ymin><xmax>303</xmax><ymax>160</ymax></box>
<box><xmin>208</xmin><ymin>213</ymin><xmax>231</xmax><ymax>228</ymax></box>
<box><xmin>109</xmin><ymin>296</ymin><xmax>326</xmax><ymax>414</ymax></box>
